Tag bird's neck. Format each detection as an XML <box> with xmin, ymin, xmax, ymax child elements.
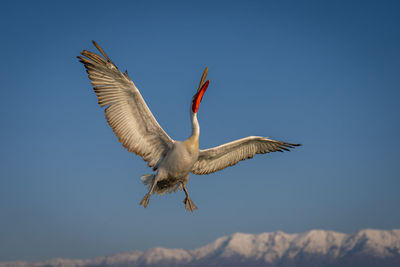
<box><xmin>186</xmin><ymin>112</ymin><xmax>200</xmax><ymax>148</ymax></box>
<box><xmin>191</xmin><ymin>112</ymin><xmax>200</xmax><ymax>136</ymax></box>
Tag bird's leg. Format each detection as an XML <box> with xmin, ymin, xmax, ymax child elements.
<box><xmin>183</xmin><ymin>183</ymin><xmax>198</xmax><ymax>212</ymax></box>
<box><xmin>139</xmin><ymin>175</ymin><xmax>158</xmax><ymax>208</ymax></box>
<box><xmin>139</xmin><ymin>193</ymin><xmax>151</xmax><ymax>208</ymax></box>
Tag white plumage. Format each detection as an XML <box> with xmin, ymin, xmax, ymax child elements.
<box><xmin>78</xmin><ymin>41</ymin><xmax>300</xmax><ymax>212</ymax></box>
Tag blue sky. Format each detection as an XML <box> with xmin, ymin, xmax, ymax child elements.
<box><xmin>0</xmin><ymin>0</ymin><xmax>399</xmax><ymax>262</ymax></box>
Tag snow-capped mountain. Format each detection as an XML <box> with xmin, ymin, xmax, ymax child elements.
<box><xmin>2</xmin><ymin>229</ymin><xmax>400</xmax><ymax>267</ymax></box>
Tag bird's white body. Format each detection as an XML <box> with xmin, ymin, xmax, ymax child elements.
<box><xmin>162</xmin><ymin>140</ymin><xmax>199</xmax><ymax>178</ymax></box>
<box><xmin>143</xmin><ymin>140</ymin><xmax>198</xmax><ymax>193</ymax></box>
<box><xmin>140</xmin><ymin>113</ymin><xmax>201</xmax><ymax>210</ymax></box>
<box><xmin>79</xmin><ymin>41</ymin><xmax>300</xmax><ymax>212</ymax></box>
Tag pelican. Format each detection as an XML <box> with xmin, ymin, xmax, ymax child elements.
<box><xmin>78</xmin><ymin>41</ymin><xmax>300</xmax><ymax>212</ymax></box>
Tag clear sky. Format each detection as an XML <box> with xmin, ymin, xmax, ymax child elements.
<box><xmin>0</xmin><ymin>0</ymin><xmax>399</xmax><ymax>262</ymax></box>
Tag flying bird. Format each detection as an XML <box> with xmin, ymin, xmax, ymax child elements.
<box><xmin>78</xmin><ymin>41</ymin><xmax>301</xmax><ymax>212</ymax></box>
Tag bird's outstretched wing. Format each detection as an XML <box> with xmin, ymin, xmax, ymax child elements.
<box><xmin>78</xmin><ymin>41</ymin><xmax>174</xmax><ymax>168</ymax></box>
<box><xmin>191</xmin><ymin>136</ymin><xmax>300</xmax><ymax>175</ymax></box>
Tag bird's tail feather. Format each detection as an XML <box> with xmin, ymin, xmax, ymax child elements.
<box><xmin>140</xmin><ymin>174</ymin><xmax>181</xmax><ymax>196</ymax></box>
<box><xmin>141</xmin><ymin>174</ymin><xmax>155</xmax><ymax>186</ymax></box>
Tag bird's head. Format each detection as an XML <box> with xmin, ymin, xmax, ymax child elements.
<box><xmin>192</xmin><ymin>67</ymin><xmax>209</xmax><ymax>114</ymax></box>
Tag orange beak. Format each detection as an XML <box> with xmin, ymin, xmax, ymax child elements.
<box><xmin>192</xmin><ymin>67</ymin><xmax>209</xmax><ymax>113</ymax></box>
<box><xmin>192</xmin><ymin>80</ymin><xmax>209</xmax><ymax>113</ymax></box>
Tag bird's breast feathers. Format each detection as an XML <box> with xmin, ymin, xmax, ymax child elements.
<box><xmin>160</xmin><ymin>140</ymin><xmax>199</xmax><ymax>175</ymax></box>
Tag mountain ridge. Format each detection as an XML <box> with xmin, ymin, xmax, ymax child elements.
<box><xmin>2</xmin><ymin>229</ymin><xmax>400</xmax><ymax>267</ymax></box>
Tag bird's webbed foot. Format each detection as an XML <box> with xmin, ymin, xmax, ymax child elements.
<box><xmin>183</xmin><ymin>196</ymin><xmax>198</xmax><ymax>212</ymax></box>
<box><xmin>139</xmin><ymin>193</ymin><xmax>151</xmax><ymax>208</ymax></box>
<box><xmin>182</xmin><ymin>182</ymin><xmax>197</xmax><ymax>212</ymax></box>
